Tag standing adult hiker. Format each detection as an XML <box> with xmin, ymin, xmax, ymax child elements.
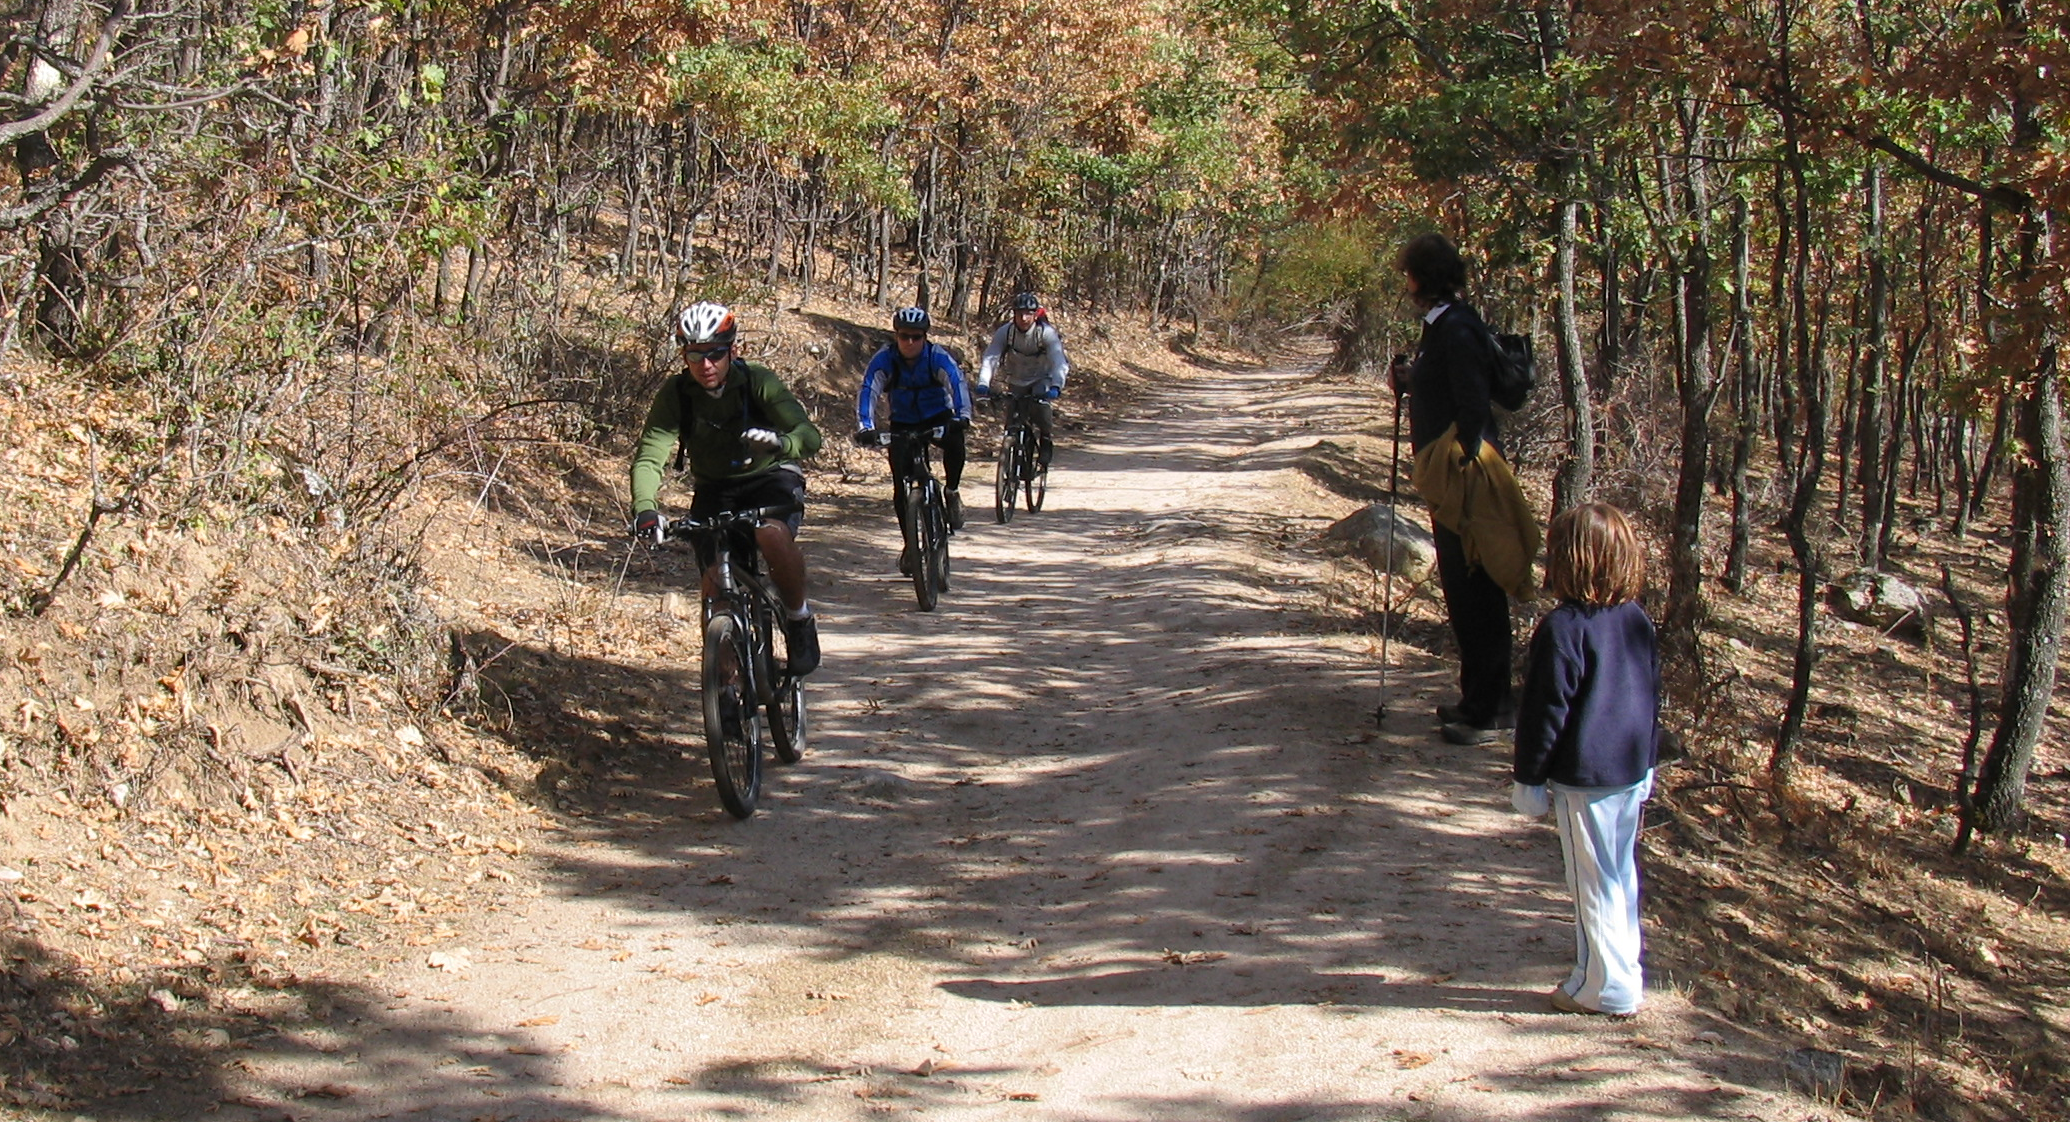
<box><xmin>1395</xmin><ymin>233</ymin><xmax>1538</xmax><ymax>745</ymax></box>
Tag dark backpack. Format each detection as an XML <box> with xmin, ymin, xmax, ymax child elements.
<box><xmin>1484</xmin><ymin>328</ymin><xmax>1535</xmax><ymax>412</ymax></box>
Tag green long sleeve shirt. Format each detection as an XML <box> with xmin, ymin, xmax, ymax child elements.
<box><xmin>629</xmin><ymin>360</ymin><xmax>824</xmax><ymax>514</ymax></box>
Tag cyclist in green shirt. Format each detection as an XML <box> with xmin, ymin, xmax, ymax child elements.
<box><xmin>630</xmin><ymin>302</ymin><xmax>824</xmax><ymax>674</ymax></box>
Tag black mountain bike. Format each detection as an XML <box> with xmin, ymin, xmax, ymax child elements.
<box><xmin>993</xmin><ymin>390</ymin><xmax>1049</xmax><ymax>523</ymax></box>
<box><xmin>659</xmin><ymin>504</ymin><xmax>806</xmax><ymax>819</ymax></box>
<box><xmin>858</xmin><ymin>425</ymin><xmax>952</xmax><ymax>611</ymax></box>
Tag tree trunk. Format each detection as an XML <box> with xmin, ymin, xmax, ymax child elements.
<box><xmin>1663</xmin><ymin>101</ymin><xmax>1715</xmax><ymax>665</ymax></box>
<box><xmin>1771</xmin><ymin>38</ymin><xmax>1826</xmax><ymax>775</ymax></box>
<box><xmin>1967</xmin><ymin>347</ymin><xmax>2069</xmax><ymax>836</ymax></box>
<box><xmin>1964</xmin><ymin>0</ymin><xmax>2063</xmax><ymax>838</ymax></box>
<box><xmin>1595</xmin><ymin>211</ymin><xmax>1619</xmax><ymax>397</ymax></box>
<box><xmin>1856</xmin><ymin>162</ymin><xmax>1891</xmax><ymax>569</ymax></box>
<box><xmin>1552</xmin><ymin>196</ymin><xmax>1594</xmax><ymax>514</ymax></box>
<box><xmin>1726</xmin><ymin>193</ymin><xmax>1758</xmax><ymax>593</ymax></box>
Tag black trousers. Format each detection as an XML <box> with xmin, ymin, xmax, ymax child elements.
<box><xmin>1432</xmin><ymin>522</ymin><xmax>1514</xmax><ymax>723</ymax></box>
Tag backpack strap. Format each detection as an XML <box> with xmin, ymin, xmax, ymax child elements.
<box><xmin>673</xmin><ymin>365</ymin><xmax>775</xmax><ymax>471</ymax></box>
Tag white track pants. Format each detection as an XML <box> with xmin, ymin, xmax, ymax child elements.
<box><xmin>1550</xmin><ymin>771</ymin><xmax>1653</xmax><ymax>1015</ymax></box>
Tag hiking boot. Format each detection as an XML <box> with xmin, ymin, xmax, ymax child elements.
<box><xmin>1548</xmin><ymin>987</ymin><xmax>1633</xmax><ymax>1017</ymax></box>
<box><xmin>946</xmin><ymin>489</ymin><xmax>965</xmax><ymax>530</ymax></box>
<box><xmin>1440</xmin><ymin>721</ymin><xmax>1504</xmax><ymax>746</ymax></box>
<box><xmin>1437</xmin><ymin>703</ymin><xmax>1515</xmax><ymax>729</ymax></box>
<box><xmin>784</xmin><ymin>614</ymin><xmax>820</xmax><ymax>676</ymax></box>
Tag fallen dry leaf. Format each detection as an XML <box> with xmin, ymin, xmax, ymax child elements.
<box><xmin>1160</xmin><ymin>949</ymin><xmax>1226</xmax><ymax>966</ymax></box>
<box><xmin>427</xmin><ymin>949</ymin><xmax>472</xmax><ymax>973</ymax></box>
<box><xmin>1393</xmin><ymin>1050</ymin><xmax>1435</xmax><ymax>1070</ymax></box>
<box><xmin>517</xmin><ymin>1015</ymin><xmax>558</xmax><ymax>1027</ymax></box>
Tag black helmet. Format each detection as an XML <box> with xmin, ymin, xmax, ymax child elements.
<box><xmin>1011</xmin><ymin>292</ymin><xmax>1041</xmax><ymax>312</ymax></box>
<box><xmin>892</xmin><ymin>306</ymin><xmax>930</xmax><ymax>333</ymax></box>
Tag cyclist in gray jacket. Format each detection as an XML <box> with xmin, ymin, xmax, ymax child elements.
<box><xmin>976</xmin><ymin>292</ymin><xmax>1070</xmax><ymax>467</ymax></box>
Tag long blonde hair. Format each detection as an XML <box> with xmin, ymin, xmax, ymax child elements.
<box><xmin>1543</xmin><ymin>503</ymin><xmax>1644</xmax><ymax>606</ymax></box>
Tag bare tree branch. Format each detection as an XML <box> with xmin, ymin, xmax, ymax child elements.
<box><xmin>0</xmin><ymin>0</ymin><xmax>131</xmax><ymax>146</ymax></box>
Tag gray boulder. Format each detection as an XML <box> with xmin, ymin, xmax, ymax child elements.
<box><xmin>1827</xmin><ymin>569</ymin><xmax>1929</xmax><ymax>637</ymax></box>
<box><xmin>1319</xmin><ymin>502</ymin><xmax>1437</xmax><ymax>581</ymax></box>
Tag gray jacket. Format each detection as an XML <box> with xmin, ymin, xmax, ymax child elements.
<box><xmin>978</xmin><ymin>321</ymin><xmax>1070</xmax><ymax>393</ymax></box>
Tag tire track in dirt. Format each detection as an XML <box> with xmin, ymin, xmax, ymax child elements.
<box><xmin>226</xmin><ymin>356</ymin><xmax>1824</xmax><ymax>1121</ymax></box>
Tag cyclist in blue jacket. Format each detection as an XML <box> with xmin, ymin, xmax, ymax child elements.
<box><xmin>856</xmin><ymin>307</ymin><xmax>973</xmax><ymax>571</ymax></box>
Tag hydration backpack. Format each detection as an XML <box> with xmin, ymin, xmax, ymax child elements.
<box><xmin>1484</xmin><ymin>328</ymin><xmax>1535</xmax><ymax>412</ymax></box>
<box><xmin>1003</xmin><ymin>311</ymin><xmax>1059</xmax><ymax>357</ymax></box>
<box><xmin>672</xmin><ymin>363</ymin><xmax>777</xmax><ymax>472</ymax></box>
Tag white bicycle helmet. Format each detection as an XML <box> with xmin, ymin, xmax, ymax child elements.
<box><xmin>892</xmin><ymin>306</ymin><xmax>931</xmax><ymax>332</ymax></box>
<box><xmin>675</xmin><ymin>302</ymin><xmax>737</xmax><ymax>347</ymax></box>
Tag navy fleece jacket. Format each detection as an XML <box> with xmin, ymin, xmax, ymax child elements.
<box><xmin>1513</xmin><ymin>599</ymin><xmax>1661</xmax><ymax>788</ymax></box>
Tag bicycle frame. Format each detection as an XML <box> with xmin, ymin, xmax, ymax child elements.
<box><xmin>861</xmin><ymin>424</ymin><xmax>952</xmax><ymax>610</ymax></box>
<box><xmin>993</xmin><ymin>390</ymin><xmax>1047</xmax><ymax>521</ymax></box>
<box><xmin>666</xmin><ymin>505</ymin><xmax>800</xmax><ymax>702</ymax></box>
<box><xmin>658</xmin><ymin>501</ymin><xmax>804</xmax><ymax>818</ymax></box>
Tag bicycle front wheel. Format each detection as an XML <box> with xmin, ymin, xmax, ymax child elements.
<box><xmin>993</xmin><ymin>438</ymin><xmax>1017</xmax><ymax>524</ymax></box>
<box><xmin>768</xmin><ymin>673</ymin><xmax>806</xmax><ymax>764</ymax></box>
<box><xmin>925</xmin><ymin>486</ymin><xmax>951</xmax><ymax>595</ymax></box>
<box><xmin>1028</xmin><ymin>458</ymin><xmax>1048</xmax><ymax>512</ymax></box>
<box><xmin>702</xmin><ymin>613</ymin><xmax>764</xmax><ymax>818</ymax></box>
<box><xmin>906</xmin><ymin>482</ymin><xmax>938</xmax><ymax>612</ymax></box>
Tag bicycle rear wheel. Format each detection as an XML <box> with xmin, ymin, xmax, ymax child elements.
<box><xmin>993</xmin><ymin>436</ymin><xmax>1017</xmax><ymax>524</ymax></box>
<box><xmin>768</xmin><ymin>673</ymin><xmax>806</xmax><ymax>764</ymax></box>
<box><xmin>702</xmin><ymin>613</ymin><xmax>764</xmax><ymax>818</ymax></box>
<box><xmin>906</xmin><ymin>482</ymin><xmax>938</xmax><ymax>611</ymax></box>
<box><xmin>924</xmin><ymin>486</ymin><xmax>951</xmax><ymax>595</ymax></box>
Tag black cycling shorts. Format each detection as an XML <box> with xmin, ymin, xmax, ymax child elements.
<box><xmin>688</xmin><ymin>467</ymin><xmax>806</xmax><ymax>568</ymax></box>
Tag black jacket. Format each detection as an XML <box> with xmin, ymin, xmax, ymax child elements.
<box><xmin>1513</xmin><ymin>599</ymin><xmax>1661</xmax><ymax>788</ymax></box>
<box><xmin>1407</xmin><ymin>302</ymin><xmax>1498</xmax><ymax>459</ymax></box>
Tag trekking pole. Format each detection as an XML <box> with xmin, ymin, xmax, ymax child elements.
<box><xmin>1376</xmin><ymin>364</ymin><xmax>1406</xmax><ymax>726</ymax></box>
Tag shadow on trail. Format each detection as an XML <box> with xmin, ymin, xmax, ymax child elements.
<box><xmin>941</xmin><ymin>970</ymin><xmax>1535</xmax><ymax>1012</ymax></box>
<box><xmin>4</xmin><ymin>928</ymin><xmax>638</xmax><ymax>1121</ymax></box>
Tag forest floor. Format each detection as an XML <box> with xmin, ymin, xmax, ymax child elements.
<box><xmin>2</xmin><ymin>306</ymin><xmax>2065</xmax><ymax>1121</ymax></box>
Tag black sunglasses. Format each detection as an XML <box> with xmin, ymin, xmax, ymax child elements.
<box><xmin>896</xmin><ymin>332</ymin><xmax>927</xmax><ymax>342</ymax></box>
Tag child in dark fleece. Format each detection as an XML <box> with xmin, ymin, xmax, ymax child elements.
<box><xmin>1511</xmin><ymin>503</ymin><xmax>1660</xmax><ymax>1016</ymax></box>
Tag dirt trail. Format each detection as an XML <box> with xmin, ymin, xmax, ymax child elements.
<box><xmin>231</xmin><ymin>356</ymin><xmax>1818</xmax><ymax>1120</ymax></box>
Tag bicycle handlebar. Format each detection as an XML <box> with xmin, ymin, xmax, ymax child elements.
<box><xmin>853</xmin><ymin>425</ymin><xmax>948</xmax><ymax>447</ymax></box>
<box><xmin>652</xmin><ymin>502</ymin><xmax>804</xmax><ymax>542</ymax></box>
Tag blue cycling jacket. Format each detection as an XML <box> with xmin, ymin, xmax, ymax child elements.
<box><xmin>858</xmin><ymin>341</ymin><xmax>971</xmax><ymax>429</ymax></box>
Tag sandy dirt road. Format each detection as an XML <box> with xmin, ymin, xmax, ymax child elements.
<box><xmin>223</xmin><ymin>357</ymin><xmax>1819</xmax><ymax>1121</ymax></box>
